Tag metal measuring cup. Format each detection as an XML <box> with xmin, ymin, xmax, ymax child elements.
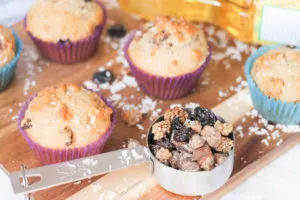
<box><xmin>2</xmin><ymin>115</ymin><xmax>234</xmax><ymax>198</ymax></box>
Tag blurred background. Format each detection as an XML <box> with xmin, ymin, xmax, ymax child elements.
<box><xmin>0</xmin><ymin>0</ymin><xmax>35</xmax><ymax>25</ymax></box>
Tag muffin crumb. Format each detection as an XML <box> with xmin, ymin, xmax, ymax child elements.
<box><xmin>122</xmin><ymin>109</ymin><xmax>143</xmax><ymax>126</ymax></box>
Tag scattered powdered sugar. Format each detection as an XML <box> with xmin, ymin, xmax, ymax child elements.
<box><xmin>11</xmin><ymin>115</ymin><xmax>18</xmax><ymax>121</ymax></box>
<box><xmin>82</xmin><ymin>158</ymin><xmax>98</xmax><ymax>166</ymax></box>
<box><xmin>122</xmin><ymin>75</ymin><xmax>138</xmax><ymax>88</ymax></box>
<box><xmin>130</xmin><ymin>149</ymin><xmax>144</xmax><ymax>160</ymax></box>
<box><xmin>185</xmin><ymin>102</ymin><xmax>201</xmax><ymax>110</ymax></box>
<box><xmin>23</xmin><ymin>78</ymin><xmax>36</xmax><ymax>96</ymax></box>
<box><xmin>140</xmin><ymin>97</ymin><xmax>157</xmax><ymax>114</ymax></box>
<box><xmin>275</xmin><ymin>124</ymin><xmax>300</xmax><ymax>133</ymax></box>
<box><xmin>235</xmin><ymin>109</ymin><xmax>300</xmax><ymax>148</ymax></box>
<box><xmin>218</xmin><ymin>77</ymin><xmax>248</xmax><ymax>100</ymax></box>
<box><xmin>90</xmin><ymin>182</ymin><xmax>102</xmax><ymax>193</ymax></box>
<box><xmin>136</xmin><ymin>124</ymin><xmax>144</xmax><ymax>130</ymax></box>
<box><xmin>140</xmin><ymin>134</ymin><xmax>147</xmax><ymax>140</ymax></box>
<box><xmin>170</xmin><ymin>104</ymin><xmax>183</xmax><ymax>109</ymax></box>
<box><xmin>235</xmin><ymin>125</ymin><xmax>244</xmax><ymax>138</ymax></box>
<box><xmin>73</xmin><ymin>181</ymin><xmax>81</xmax><ymax>185</ymax></box>
<box><xmin>276</xmin><ymin>138</ymin><xmax>283</xmax><ymax>146</ymax></box>
<box><xmin>261</xmin><ymin>139</ymin><xmax>269</xmax><ymax>146</ymax></box>
<box><xmin>212</xmin><ymin>39</ymin><xmax>257</xmax><ymax>62</ymax></box>
<box><xmin>56</xmin><ymin>157</ymin><xmax>100</xmax><ymax>180</ymax></box>
<box><xmin>98</xmin><ymin>191</ymin><xmax>117</xmax><ymax>200</ymax></box>
<box><xmin>20</xmin><ymin>44</ymin><xmax>49</xmax><ymax>77</ymax></box>
<box><xmin>118</xmin><ymin>150</ymin><xmax>132</xmax><ymax>166</ymax></box>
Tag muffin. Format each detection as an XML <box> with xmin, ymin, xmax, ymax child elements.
<box><xmin>124</xmin><ymin>16</ymin><xmax>211</xmax><ymax>99</ymax></box>
<box><xmin>18</xmin><ymin>83</ymin><xmax>116</xmax><ymax>164</ymax></box>
<box><xmin>149</xmin><ymin>106</ymin><xmax>234</xmax><ymax>172</ymax></box>
<box><xmin>245</xmin><ymin>46</ymin><xmax>300</xmax><ymax>124</ymax></box>
<box><xmin>0</xmin><ymin>25</ymin><xmax>16</xmax><ymax>67</ymax></box>
<box><xmin>25</xmin><ymin>0</ymin><xmax>107</xmax><ymax>64</ymax></box>
<box><xmin>0</xmin><ymin>25</ymin><xmax>22</xmax><ymax>91</ymax></box>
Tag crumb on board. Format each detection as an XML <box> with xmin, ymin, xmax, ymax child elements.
<box><xmin>122</xmin><ymin>108</ymin><xmax>144</xmax><ymax>126</ymax></box>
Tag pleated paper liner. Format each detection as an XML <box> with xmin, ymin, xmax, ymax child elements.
<box><xmin>124</xmin><ymin>31</ymin><xmax>212</xmax><ymax>100</ymax></box>
<box><xmin>18</xmin><ymin>92</ymin><xmax>117</xmax><ymax>165</ymax></box>
<box><xmin>245</xmin><ymin>45</ymin><xmax>300</xmax><ymax>125</ymax></box>
<box><xmin>0</xmin><ymin>30</ymin><xmax>22</xmax><ymax>91</ymax></box>
<box><xmin>23</xmin><ymin>1</ymin><xmax>107</xmax><ymax>64</ymax></box>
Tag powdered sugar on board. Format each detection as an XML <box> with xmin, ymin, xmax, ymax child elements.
<box><xmin>18</xmin><ymin>44</ymin><xmax>50</xmax><ymax>96</ymax></box>
<box><xmin>234</xmin><ymin>109</ymin><xmax>300</xmax><ymax>148</ymax></box>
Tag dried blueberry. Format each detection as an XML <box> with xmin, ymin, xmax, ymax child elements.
<box><xmin>93</xmin><ymin>70</ymin><xmax>114</xmax><ymax>84</ymax></box>
<box><xmin>58</xmin><ymin>39</ymin><xmax>71</xmax><ymax>44</ymax></box>
<box><xmin>192</xmin><ymin>107</ymin><xmax>218</xmax><ymax>126</ymax></box>
<box><xmin>171</xmin><ymin>118</ymin><xmax>183</xmax><ymax>130</ymax></box>
<box><xmin>157</xmin><ymin>137</ymin><xmax>175</xmax><ymax>150</ymax></box>
<box><xmin>173</xmin><ymin>127</ymin><xmax>193</xmax><ymax>142</ymax></box>
<box><xmin>108</xmin><ymin>25</ymin><xmax>127</xmax><ymax>38</ymax></box>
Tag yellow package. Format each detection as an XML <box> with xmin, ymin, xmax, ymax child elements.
<box><xmin>119</xmin><ymin>0</ymin><xmax>300</xmax><ymax>45</ymax></box>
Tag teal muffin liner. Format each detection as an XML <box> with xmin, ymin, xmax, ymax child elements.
<box><xmin>0</xmin><ymin>30</ymin><xmax>22</xmax><ymax>91</ymax></box>
<box><xmin>245</xmin><ymin>45</ymin><xmax>300</xmax><ymax>125</ymax></box>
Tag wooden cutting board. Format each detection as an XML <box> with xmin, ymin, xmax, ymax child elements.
<box><xmin>0</xmin><ymin>2</ymin><xmax>299</xmax><ymax>200</ymax></box>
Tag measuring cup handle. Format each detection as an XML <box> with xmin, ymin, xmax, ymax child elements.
<box><xmin>9</xmin><ymin>146</ymin><xmax>153</xmax><ymax>195</ymax></box>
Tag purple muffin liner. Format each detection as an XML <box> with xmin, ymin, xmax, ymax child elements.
<box><xmin>24</xmin><ymin>1</ymin><xmax>107</xmax><ymax>64</ymax></box>
<box><xmin>17</xmin><ymin>92</ymin><xmax>117</xmax><ymax>165</ymax></box>
<box><xmin>124</xmin><ymin>31</ymin><xmax>212</xmax><ymax>100</ymax></box>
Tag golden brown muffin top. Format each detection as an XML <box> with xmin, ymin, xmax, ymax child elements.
<box><xmin>128</xmin><ymin>16</ymin><xmax>209</xmax><ymax>77</ymax></box>
<box><xmin>26</xmin><ymin>0</ymin><xmax>104</xmax><ymax>42</ymax></box>
<box><xmin>21</xmin><ymin>84</ymin><xmax>113</xmax><ymax>149</ymax></box>
<box><xmin>0</xmin><ymin>24</ymin><xmax>16</xmax><ymax>68</ymax></box>
<box><xmin>252</xmin><ymin>47</ymin><xmax>300</xmax><ymax>103</ymax></box>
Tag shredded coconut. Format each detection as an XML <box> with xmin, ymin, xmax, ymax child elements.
<box><xmin>136</xmin><ymin>124</ymin><xmax>144</xmax><ymax>130</ymax></box>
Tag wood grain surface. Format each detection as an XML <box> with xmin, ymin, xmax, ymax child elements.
<box><xmin>0</xmin><ymin>5</ymin><xmax>298</xmax><ymax>200</ymax></box>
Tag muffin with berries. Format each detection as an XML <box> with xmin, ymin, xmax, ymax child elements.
<box><xmin>149</xmin><ymin>106</ymin><xmax>234</xmax><ymax>171</ymax></box>
<box><xmin>25</xmin><ymin>0</ymin><xmax>106</xmax><ymax>64</ymax></box>
<box><xmin>0</xmin><ymin>24</ymin><xmax>22</xmax><ymax>91</ymax></box>
<box><xmin>18</xmin><ymin>83</ymin><xmax>116</xmax><ymax>164</ymax></box>
<box><xmin>124</xmin><ymin>16</ymin><xmax>211</xmax><ymax>99</ymax></box>
<box><xmin>245</xmin><ymin>46</ymin><xmax>300</xmax><ymax>124</ymax></box>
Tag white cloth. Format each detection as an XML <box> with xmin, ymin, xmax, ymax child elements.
<box><xmin>0</xmin><ymin>166</ymin><xmax>24</xmax><ymax>200</ymax></box>
<box><xmin>222</xmin><ymin>145</ymin><xmax>300</xmax><ymax>200</ymax></box>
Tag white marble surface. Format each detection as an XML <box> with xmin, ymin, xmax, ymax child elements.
<box><xmin>222</xmin><ymin>144</ymin><xmax>300</xmax><ymax>200</ymax></box>
<box><xmin>0</xmin><ymin>1</ymin><xmax>299</xmax><ymax>200</ymax></box>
